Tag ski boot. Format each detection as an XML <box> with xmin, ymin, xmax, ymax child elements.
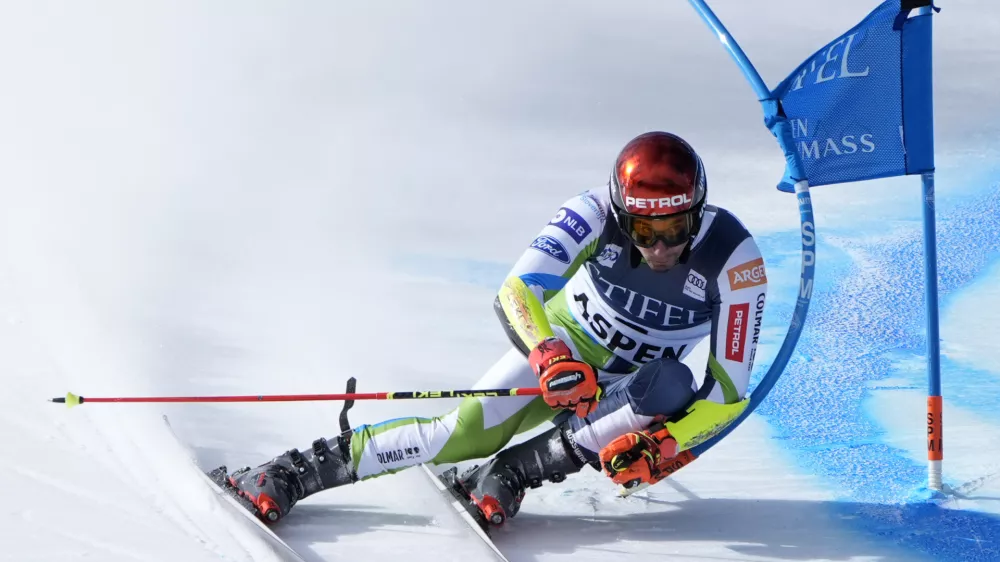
<box><xmin>443</xmin><ymin>422</ymin><xmax>588</xmax><ymax>528</ymax></box>
<box><xmin>212</xmin><ymin>433</ymin><xmax>356</xmax><ymax>523</ymax></box>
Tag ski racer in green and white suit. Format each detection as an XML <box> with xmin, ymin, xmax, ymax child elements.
<box><xmin>222</xmin><ymin>131</ymin><xmax>769</xmax><ymax>527</ymax></box>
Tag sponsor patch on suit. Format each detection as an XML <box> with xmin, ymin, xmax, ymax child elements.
<box><xmin>684</xmin><ymin>270</ymin><xmax>707</xmax><ymax>301</ymax></box>
<box><xmin>728</xmin><ymin>258</ymin><xmax>767</xmax><ymax>290</ymax></box>
<box><xmin>549</xmin><ymin>207</ymin><xmax>592</xmax><ymax>243</ymax></box>
<box><xmin>530</xmin><ymin>235</ymin><xmax>570</xmax><ymax>264</ymax></box>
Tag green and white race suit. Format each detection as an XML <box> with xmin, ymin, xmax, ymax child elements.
<box><xmin>348</xmin><ymin>188</ymin><xmax>767</xmax><ymax>479</ymax></box>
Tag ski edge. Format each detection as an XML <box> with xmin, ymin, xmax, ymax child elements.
<box><xmin>162</xmin><ymin>415</ymin><xmax>306</xmax><ymax>562</ymax></box>
<box><xmin>419</xmin><ymin>463</ymin><xmax>510</xmax><ymax>562</ymax></box>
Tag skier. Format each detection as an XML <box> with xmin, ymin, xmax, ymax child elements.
<box><xmin>219</xmin><ymin>131</ymin><xmax>768</xmax><ymax>527</ymax></box>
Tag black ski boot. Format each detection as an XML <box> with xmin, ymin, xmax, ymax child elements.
<box><xmin>445</xmin><ymin>422</ymin><xmax>587</xmax><ymax>528</ymax></box>
<box><xmin>213</xmin><ymin>433</ymin><xmax>357</xmax><ymax>523</ymax></box>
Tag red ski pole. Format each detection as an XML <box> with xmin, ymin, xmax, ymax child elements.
<box><xmin>49</xmin><ymin>387</ymin><xmax>543</xmax><ymax>408</ymax></box>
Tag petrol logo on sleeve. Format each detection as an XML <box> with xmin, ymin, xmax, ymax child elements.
<box><xmin>529</xmin><ymin>235</ymin><xmax>570</xmax><ymax>264</ymax></box>
<box><xmin>727</xmin><ymin>258</ymin><xmax>767</xmax><ymax>290</ymax></box>
<box><xmin>549</xmin><ymin>207</ymin><xmax>592</xmax><ymax>243</ymax></box>
<box><xmin>725</xmin><ymin>303</ymin><xmax>750</xmax><ymax>362</ymax></box>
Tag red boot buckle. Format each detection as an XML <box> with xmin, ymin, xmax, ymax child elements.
<box><xmin>255</xmin><ymin>493</ymin><xmax>281</xmax><ymax>522</ymax></box>
<box><xmin>472</xmin><ymin>494</ymin><xmax>505</xmax><ymax>526</ymax></box>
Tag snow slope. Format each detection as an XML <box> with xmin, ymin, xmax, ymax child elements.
<box><xmin>2</xmin><ymin>1</ymin><xmax>1000</xmax><ymax>560</ymax></box>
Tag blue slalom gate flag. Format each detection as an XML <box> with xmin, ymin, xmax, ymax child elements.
<box><xmin>679</xmin><ymin>0</ymin><xmax>943</xmax><ymax>490</ymax></box>
<box><xmin>770</xmin><ymin>0</ymin><xmax>937</xmax><ymax>192</ymax></box>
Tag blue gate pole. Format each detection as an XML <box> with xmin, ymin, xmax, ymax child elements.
<box><xmin>685</xmin><ymin>0</ymin><xmax>815</xmax><ymax>457</ymax></box>
<box><xmin>923</xmin><ymin>171</ymin><xmax>943</xmax><ymax>490</ymax></box>
<box><xmin>686</xmin><ymin>0</ymin><xmax>771</xmax><ymax>101</ymax></box>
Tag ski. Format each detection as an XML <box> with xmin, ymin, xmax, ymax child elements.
<box><xmin>419</xmin><ymin>464</ymin><xmax>510</xmax><ymax>562</ymax></box>
<box><xmin>162</xmin><ymin>415</ymin><xmax>305</xmax><ymax>562</ymax></box>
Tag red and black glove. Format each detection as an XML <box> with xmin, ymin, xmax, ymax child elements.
<box><xmin>599</xmin><ymin>425</ymin><xmax>679</xmax><ymax>488</ymax></box>
<box><xmin>528</xmin><ymin>337</ymin><xmax>601</xmax><ymax>418</ymax></box>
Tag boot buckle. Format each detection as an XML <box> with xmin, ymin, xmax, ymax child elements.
<box><xmin>473</xmin><ymin>494</ymin><xmax>506</xmax><ymax>526</ymax></box>
<box><xmin>287</xmin><ymin>448</ymin><xmax>308</xmax><ymax>474</ymax></box>
<box><xmin>312</xmin><ymin>439</ymin><xmax>330</xmax><ymax>463</ymax></box>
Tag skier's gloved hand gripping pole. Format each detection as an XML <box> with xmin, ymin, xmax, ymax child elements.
<box><xmin>497</xmin><ymin>275</ymin><xmax>604</xmax><ymax>418</ymax></box>
<box><xmin>528</xmin><ymin>337</ymin><xmax>602</xmax><ymax>418</ymax></box>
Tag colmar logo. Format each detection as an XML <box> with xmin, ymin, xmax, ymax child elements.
<box><xmin>726</xmin><ymin>303</ymin><xmax>750</xmax><ymax>362</ymax></box>
<box><xmin>747</xmin><ymin>292</ymin><xmax>765</xmax><ymax>372</ymax></box>
<box><xmin>728</xmin><ymin>258</ymin><xmax>767</xmax><ymax>290</ymax></box>
<box><xmin>376</xmin><ymin>446</ymin><xmax>421</xmax><ymax>465</ymax></box>
<box><xmin>624</xmin><ymin>194</ymin><xmax>691</xmax><ymax>211</ymax></box>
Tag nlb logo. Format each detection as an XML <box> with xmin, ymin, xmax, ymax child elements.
<box><xmin>728</xmin><ymin>258</ymin><xmax>767</xmax><ymax>291</ymax></box>
<box><xmin>549</xmin><ymin>207</ymin><xmax>592</xmax><ymax>243</ymax></box>
<box><xmin>624</xmin><ymin>193</ymin><xmax>691</xmax><ymax>211</ymax></box>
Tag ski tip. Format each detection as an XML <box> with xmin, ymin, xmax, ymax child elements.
<box><xmin>49</xmin><ymin>392</ymin><xmax>83</xmax><ymax>408</ymax></box>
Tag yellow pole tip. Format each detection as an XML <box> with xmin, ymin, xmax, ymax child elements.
<box><xmin>65</xmin><ymin>392</ymin><xmax>82</xmax><ymax>408</ymax></box>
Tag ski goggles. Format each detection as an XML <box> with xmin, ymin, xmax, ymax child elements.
<box><xmin>619</xmin><ymin>211</ymin><xmax>698</xmax><ymax>248</ymax></box>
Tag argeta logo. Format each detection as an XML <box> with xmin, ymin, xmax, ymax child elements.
<box><xmin>549</xmin><ymin>207</ymin><xmax>592</xmax><ymax>243</ymax></box>
<box><xmin>728</xmin><ymin>258</ymin><xmax>767</xmax><ymax>291</ymax></box>
<box><xmin>529</xmin><ymin>235</ymin><xmax>570</xmax><ymax>264</ymax></box>
<box><xmin>726</xmin><ymin>303</ymin><xmax>750</xmax><ymax>362</ymax></box>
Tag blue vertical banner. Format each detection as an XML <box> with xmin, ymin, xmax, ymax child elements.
<box><xmin>772</xmin><ymin>0</ymin><xmax>936</xmax><ymax>192</ymax></box>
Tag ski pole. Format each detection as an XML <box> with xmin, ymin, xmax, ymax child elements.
<box><xmin>49</xmin><ymin>387</ymin><xmax>543</xmax><ymax>408</ymax></box>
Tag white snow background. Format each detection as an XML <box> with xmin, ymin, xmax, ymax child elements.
<box><xmin>1</xmin><ymin>1</ymin><xmax>999</xmax><ymax>560</ymax></box>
